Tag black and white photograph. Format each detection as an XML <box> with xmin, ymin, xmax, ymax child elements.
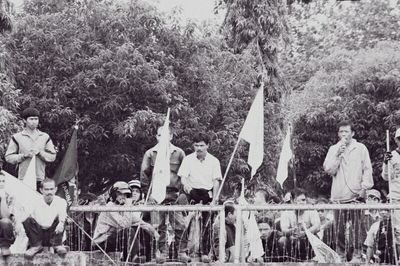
<box><xmin>1</xmin><ymin>0</ymin><xmax>400</xmax><ymax>265</ymax></box>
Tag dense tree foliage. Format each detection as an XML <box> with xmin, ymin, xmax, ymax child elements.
<box><xmin>1</xmin><ymin>0</ymin><xmax>273</xmax><ymax>194</ymax></box>
<box><xmin>1</xmin><ymin>0</ymin><xmax>400</xmax><ymax>200</ymax></box>
<box><xmin>0</xmin><ymin>0</ymin><xmax>12</xmax><ymax>33</ymax></box>
<box><xmin>282</xmin><ymin>0</ymin><xmax>400</xmax><ymax>196</ymax></box>
<box><xmin>291</xmin><ymin>42</ymin><xmax>400</xmax><ymax>196</ymax></box>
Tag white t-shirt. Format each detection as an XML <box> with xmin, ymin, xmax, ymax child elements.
<box><xmin>30</xmin><ymin>195</ymin><xmax>67</xmax><ymax>229</ymax></box>
<box><xmin>280</xmin><ymin>210</ymin><xmax>321</xmax><ymax>232</ymax></box>
<box><xmin>178</xmin><ymin>152</ymin><xmax>222</xmax><ymax>190</ymax></box>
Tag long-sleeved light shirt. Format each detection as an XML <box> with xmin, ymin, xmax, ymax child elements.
<box><xmin>5</xmin><ymin>129</ymin><xmax>56</xmax><ymax>181</ymax></box>
<box><xmin>93</xmin><ymin>202</ymin><xmax>142</xmax><ymax>244</ymax></box>
<box><xmin>323</xmin><ymin>139</ymin><xmax>373</xmax><ymax>202</ymax></box>
<box><xmin>381</xmin><ymin>150</ymin><xmax>400</xmax><ymax>200</ymax></box>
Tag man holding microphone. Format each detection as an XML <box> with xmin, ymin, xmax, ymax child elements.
<box><xmin>323</xmin><ymin>120</ymin><xmax>373</xmax><ymax>262</ymax></box>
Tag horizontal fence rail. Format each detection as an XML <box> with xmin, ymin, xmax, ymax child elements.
<box><xmin>66</xmin><ymin>203</ymin><xmax>400</xmax><ymax>264</ymax></box>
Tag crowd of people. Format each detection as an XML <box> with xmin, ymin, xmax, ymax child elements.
<box><xmin>0</xmin><ymin>108</ymin><xmax>399</xmax><ymax>264</ymax></box>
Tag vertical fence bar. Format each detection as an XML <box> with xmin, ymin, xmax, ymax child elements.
<box><xmin>219</xmin><ymin>207</ymin><xmax>226</xmax><ymax>262</ymax></box>
<box><xmin>234</xmin><ymin>205</ymin><xmax>242</xmax><ymax>263</ymax></box>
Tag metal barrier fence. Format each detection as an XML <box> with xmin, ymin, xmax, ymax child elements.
<box><xmin>67</xmin><ymin>203</ymin><xmax>400</xmax><ymax>265</ymax></box>
<box><xmin>68</xmin><ymin>205</ymin><xmax>224</xmax><ymax>264</ymax></box>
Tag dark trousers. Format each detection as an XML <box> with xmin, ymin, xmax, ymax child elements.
<box><xmin>185</xmin><ymin>188</ymin><xmax>212</xmax><ymax>256</ymax></box>
<box><xmin>158</xmin><ymin>192</ymin><xmax>187</xmax><ymax>254</ymax></box>
<box><xmin>0</xmin><ymin>218</ymin><xmax>15</xmax><ymax>248</ymax></box>
<box><xmin>23</xmin><ymin>217</ymin><xmax>63</xmax><ymax>247</ymax></box>
<box><xmin>334</xmin><ymin>208</ymin><xmax>362</xmax><ymax>258</ymax></box>
<box><xmin>99</xmin><ymin>226</ymin><xmax>149</xmax><ymax>261</ymax></box>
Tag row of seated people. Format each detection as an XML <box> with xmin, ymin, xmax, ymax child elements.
<box><xmin>76</xmin><ymin>181</ymin><xmax>395</xmax><ymax>264</ymax></box>
<box><xmin>251</xmin><ymin>187</ymin><xmax>395</xmax><ymax>264</ymax></box>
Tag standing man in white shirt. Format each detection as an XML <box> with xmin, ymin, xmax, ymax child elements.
<box><xmin>178</xmin><ymin>132</ymin><xmax>222</xmax><ymax>262</ymax></box>
<box><xmin>22</xmin><ymin>178</ymin><xmax>67</xmax><ymax>259</ymax></box>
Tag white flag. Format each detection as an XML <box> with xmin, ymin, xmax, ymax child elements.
<box><xmin>23</xmin><ymin>155</ymin><xmax>37</xmax><ymax>191</ymax></box>
<box><xmin>303</xmin><ymin>224</ymin><xmax>341</xmax><ymax>263</ymax></box>
<box><xmin>239</xmin><ymin>86</ymin><xmax>264</xmax><ymax>178</ymax></box>
<box><xmin>276</xmin><ymin>126</ymin><xmax>293</xmax><ymax>187</ymax></box>
<box><xmin>238</xmin><ymin>179</ymin><xmax>264</xmax><ymax>260</ymax></box>
<box><xmin>151</xmin><ymin>109</ymin><xmax>171</xmax><ymax>203</ymax></box>
<box><xmin>2</xmin><ymin>170</ymin><xmax>50</xmax><ymax>253</ymax></box>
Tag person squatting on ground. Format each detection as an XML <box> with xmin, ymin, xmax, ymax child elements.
<box><xmin>0</xmin><ymin>172</ymin><xmax>15</xmax><ymax>257</ymax></box>
<box><xmin>323</xmin><ymin>120</ymin><xmax>373</xmax><ymax>262</ymax></box>
<box><xmin>178</xmin><ymin>132</ymin><xmax>222</xmax><ymax>263</ymax></box>
<box><xmin>382</xmin><ymin>127</ymin><xmax>400</xmax><ymax>256</ymax></box>
<box><xmin>5</xmin><ymin>108</ymin><xmax>57</xmax><ymax>190</ymax></box>
<box><xmin>23</xmin><ymin>178</ymin><xmax>67</xmax><ymax>259</ymax></box>
<box><xmin>93</xmin><ymin>181</ymin><xmax>159</xmax><ymax>263</ymax></box>
<box><xmin>140</xmin><ymin>126</ymin><xmax>190</xmax><ymax>263</ymax></box>
<box><xmin>278</xmin><ymin>188</ymin><xmax>320</xmax><ymax>261</ymax></box>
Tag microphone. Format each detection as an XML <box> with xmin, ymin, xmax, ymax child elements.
<box><xmin>339</xmin><ymin>136</ymin><xmax>347</xmax><ymax>158</ymax></box>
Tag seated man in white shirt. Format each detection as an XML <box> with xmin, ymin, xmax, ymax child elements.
<box><xmin>278</xmin><ymin>188</ymin><xmax>320</xmax><ymax>261</ymax></box>
<box><xmin>23</xmin><ymin>178</ymin><xmax>67</xmax><ymax>259</ymax></box>
<box><xmin>178</xmin><ymin>132</ymin><xmax>222</xmax><ymax>262</ymax></box>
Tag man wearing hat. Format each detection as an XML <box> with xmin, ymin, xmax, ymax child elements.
<box><xmin>382</xmin><ymin>127</ymin><xmax>400</xmax><ymax>255</ymax></box>
<box><xmin>5</xmin><ymin>107</ymin><xmax>56</xmax><ymax>188</ymax></box>
<box><xmin>93</xmin><ymin>181</ymin><xmax>159</xmax><ymax>263</ymax></box>
<box><xmin>128</xmin><ymin>180</ymin><xmax>143</xmax><ymax>204</ymax></box>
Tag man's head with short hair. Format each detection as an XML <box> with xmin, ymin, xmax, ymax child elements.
<box><xmin>292</xmin><ymin>188</ymin><xmax>307</xmax><ymax>204</ymax></box>
<box><xmin>192</xmin><ymin>132</ymin><xmax>210</xmax><ymax>158</ymax></box>
<box><xmin>22</xmin><ymin>107</ymin><xmax>40</xmax><ymax>130</ymax></box>
<box><xmin>337</xmin><ymin>120</ymin><xmax>354</xmax><ymax>144</ymax></box>
<box><xmin>22</xmin><ymin>107</ymin><xmax>40</xmax><ymax>120</ymax></box>
<box><xmin>40</xmin><ymin>178</ymin><xmax>57</xmax><ymax>204</ymax></box>
<box><xmin>224</xmin><ymin>201</ymin><xmax>236</xmax><ymax>224</ymax></box>
<box><xmin>193</xmin><ymin>132</ymin><xmax>210</xmax><ymax>145</ymax></box>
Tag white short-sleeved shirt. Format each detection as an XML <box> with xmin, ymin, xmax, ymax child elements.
<box><xmin>178</xmin><ymin>152</ymin><xmax>222</xmax><ymax>190</ymax></box>
<box><xmin>280</xmin><ymin>210</ymin><xmax>320</xmax><ymax>232</ymax></box>
<box><xmin>31</xmin><ymin>195</ymin><xmax>67</xmax><ymax>229</ymax></box>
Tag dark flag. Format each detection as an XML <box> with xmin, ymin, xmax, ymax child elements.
<box><xmin>53</xmin><ymin>127</ymin><xmax>78</xmax><ymax>207</ymax></box>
